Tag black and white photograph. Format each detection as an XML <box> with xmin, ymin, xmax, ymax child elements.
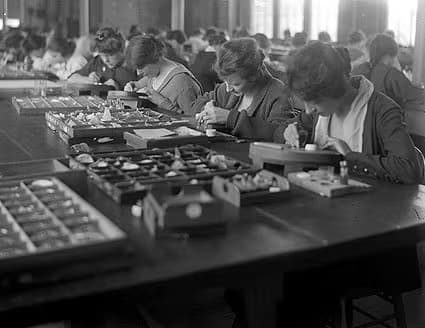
<box><xmin>0</xmin><ymin>0</ymin><xmax>424</xmax><ymax>327</ymax></box>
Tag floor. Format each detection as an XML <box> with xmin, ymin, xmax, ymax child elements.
<box><xmin>28</xmin><ymin>288</ymin><xmax>425</xmax><ymax>328</ymax></box>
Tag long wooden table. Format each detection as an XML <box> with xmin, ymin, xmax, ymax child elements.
<box><xmin>1</xmin><ymin>100</ymin><xmax>425</xmax><ymax>327</ymax></box>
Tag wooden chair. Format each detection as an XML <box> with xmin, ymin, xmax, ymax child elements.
<box><xmin>339</xmin><ymin>288</ymin><xmax>407</xmax><ymax>328</ymax></box>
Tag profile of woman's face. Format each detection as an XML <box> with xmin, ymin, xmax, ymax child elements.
<box><xmin>304</xmin><ymin>98</ymin><xmax>340</xmax><ymax>117</ymax></box>
<box><xmin>99</xmin><ymin>52</ymin><xmax>123</xmax><ymax>69</ymax></box>
<box><xmin>223</xmin><ymin>73</ymin><xmax>252</xmax><ymax>96</ymax></box>
<box><xmin>138</xmin><ymin>63</ymin><xmax>160</xmax><ymax>78</ymax></box>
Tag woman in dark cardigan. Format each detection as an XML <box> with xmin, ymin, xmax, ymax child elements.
<box><xmin>352</xmin><ymin>33</ymin><xmax>424</xmax><ymax>112</ymax></box>
<box><xmin>284</xmin><ymin>42</ymin><xmax>424</xmax><ymax>184</ymax></box>
<box><xmin>192</xmin><ymin>38</ymin><xmax>294</xmax><ymax>142</ymax></box>
<box><xmin>277</xmin><ymin>41</ymin><xmax>424</xmax><ymax>328</ymax></box>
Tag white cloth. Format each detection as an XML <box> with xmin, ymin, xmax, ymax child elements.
<box><xmin>314</xmin><ymin>76</ymin><xmax>374</xmax><ymax>152</ymax></box>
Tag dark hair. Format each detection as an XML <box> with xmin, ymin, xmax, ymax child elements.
<box><xmin>232</xmin><ymin>26</ymin><xmax>250</xmax><ymax>39</ymax></box>
<box><xmin>205</xmin><ymin>27</ymin><xmax>218</xmax><ymax>39</ymax></box>
<box><xmin>126</xmin><ymin>35</ymin><xmax>165</xmax><ymax>69</ymax></box>
<box><xmin>318</xmin><ymin>31</ymin><xmax>331</xmax><ymax>43</ymax></box>
<box><xmin>287</xmin><ymin>42</ymin><xmax>349</xmax><ymax>101</ymax></box>
<box><xmin>22</xmin><ymin>33</ymin><xmax>46</xmax><ymax>55</ymax></box>
<box><xmin>208</xmin><ymin>34</ymin><xmax>226</xmax><ymax>47</ymax></box>
<box><xmin>47</xmin><ymin>36</ymin><xmax>75</xmax><ymax>57</ymax></box>
<box><xmin>348</xmin><ymin>30</ymin><xmax>366</xmax><ymax>45</ymax></box>
<box><xmin>4</xmin><ymin>32</ymin><xmax>24</xmax><ymax>49</ymax></box>
<box><xmin>292</xmin><ymin>32</ymin><xmax>307</xmax><ymax>47</ymax></box>
<box><xmin>166</xmin><ymin>30</ymin><xmax>187</xmax><ymax>44</ymax></box>
<box><xmin>368</xmin><ymin>33</ymin><xmax>398</xmax><ymax>67</ymax></box>
<box><xmin>145</xmin><ymin>27</ymin><xmax>161</xmax><ymax>37</ymax></box>
<box><xmin>283</xmin><ymin>29</ymin><xmax>291</xmax><ymax>38</ymax></box>
<box><xmin>94</xmin><ymin>27</ymin><xmax>124</xmax><ymax>54</ymax></box>
<box><xmin>215</xmin><ymin>38</ymin><xmax>266</xmax><ymax>82</ymax></box>
<box><xmin>253</xmin><ymin>33</ymin><xmax>271</xmax><ymax>51</ymax></box>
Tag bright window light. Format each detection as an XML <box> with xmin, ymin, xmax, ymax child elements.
<box><xmin>279</xmin><ymin>0</ymin><xmax>304</xmax><ymax>37</ymax></box>
<box><xmin>311</xmin><ymin>0</ymin><xmax>339</xmax><ymax>42</ymax></box>
<box><xmin>387</xmin><ymin>0</ymin><xmax>417</xmax><ymax>46</ymax></box>
<box><xmin>252</xmin><ymin>0</ymin><xmax>274</xmax><ymax>37</ymax></box>
<box><xmin>0</xmin><ymin>19</ymin><xmax>21</xmax><ymax>30</ymax></box>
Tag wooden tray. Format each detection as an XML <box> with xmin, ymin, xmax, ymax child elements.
<box><xmin>69</xmin><ymin>145</ymin><xmax>256</xmax><ymax>204</ymax></box>
<box><xmin>249</xmin><ymin>142</ymin><xmax>343</xmax><ymax>168</ymax></box>
<box><xmin>123</xmin><ymin>127</ymin><xmax>209</xmax><ymax>149</ymax></box>
<box><xmin>288</xmin><ymin>171</ymin><xmax>372</xmax><ymax>197</ymax></box>
<box><xmin>0</xmin><ymin>176</ymin><xmax>127</xmax><ymax>274</ymax></box>
<box><xmin>12</xmin><ymin>95</ymin><xmax>105</xmax><ymax>115</ymax></box>
<box><xmin>212</xmin><ymin>170</ymin><xmax>290</xmax><ymax>207</ymax></box>
<box><xmin>47</xmin><ymin>108</ymin><xmax>190</xmax><ymax>140</ymax></box>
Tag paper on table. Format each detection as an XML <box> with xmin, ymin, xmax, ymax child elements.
<box><xmin>133</xmin><ymin>128</ymin><xmax>176</xmax><ymax>139</ymax></box>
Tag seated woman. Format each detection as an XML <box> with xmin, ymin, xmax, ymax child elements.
<box><xmin>32</xmin><ymin>36</ymin><xmax>74</xmax><ymax>75</ymax></box>
<box><xmin>69</xmin><ymin>27</ymin><xmax>136</xmax><ymax>90</ymax></box>
<box><xmin>22</xmin><ymin>33</ymin><xmax>46</xmax><ymax>69</ymax></box>
<box><xmin>124</xmin><ymin>35</ymin><xmax>202</xmax><ymax>115</ymax></box>
<box><xmin>191</xmin><ymin>33</ymin><xmax>226</xmax><ymax>92</ymax></box>
<box><xmin>55</xmin><ymin>35</ymin><xmax>93</xmax><ymax>80</ymax></box>
<box><xmin>352</xmin><ymin>33</ymin><xmax>424</xmax><ymax>111</ymax></box>
<box><xmin>284</xmin><ymin>41</ymin><xmax>424</xmax><ymax>184</ymax></box>
<box><xmin>192</xmin><ymin>38</ymin><xmax>294</xmax><ymax>141</ymax></box>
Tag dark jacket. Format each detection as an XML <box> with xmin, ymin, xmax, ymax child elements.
<box><xmin>191</xmin><ymin>73</ymin><xmax>295</xmax><ymax>142</ymax></box>
<box><xmin>295</xmin><ymin>87</ymin><xmax>424</xmax><ymax>184</ymax></box>
<box><xmin>191</xmin><ymin>50</ymin><xmax>221</xmax><ymax>92</ymax></box>
<box><xmin>73</xmin><ymin>55</ymin><xmax>137</xmax><ymax>90</ymax></box>
<box><xmin>353</xmin><ymin>62</ymin><xmax>424</xmax><ymax>111</ymax></box>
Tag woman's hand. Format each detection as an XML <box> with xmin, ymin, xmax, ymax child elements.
<box><xmin>124</xmin><ymin>81</ymin><xmax>136</xmax><ymax>92</ymax></box>
<box><xmin>197</xmin><ymin>100</ymin><xmax>229</xmax><ymax>125</ymax></box>
<box><xmin>322</xmin><ymin>137</ymin><xmax>351</xmax><ymax>155</ymax></box>
<box><xmin>88</xmin><ymin>72</ymin><xmax>101</xmax><ymax>83</ymax></box>
<box><xmin>144</xmin><ymin>81</ymin><xmax>167</xmax><ymax>105</ymax></box>
<box><xmin>283</xmin><ymin>122</ymin><xmax>300</xmax><ymax>148</ymax></box>
<box><xmin>104</xmin><ymin>78</ymin><xmax>120</xmax><ymax>89</ymax></box>
<box><xmin>133</xmin><ymin>76</ymin><xmax>150</xmax><ymax>90</ymax></box>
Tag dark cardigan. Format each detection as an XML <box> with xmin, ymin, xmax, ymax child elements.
<box><xmin>353</xmin><ymin>62</ymin><xmax>424</xmax><ymax>111</ymax></box>
<box><xmin>295</xmin><ymin>89</ymin><xmax>424</xmax><ymax>184</ymax></box>
<box><xmin>191</xmin><ymin>73</ymin><xmax>295</xmax><ymax>142</ymax></box>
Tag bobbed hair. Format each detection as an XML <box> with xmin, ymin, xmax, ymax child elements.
<box><xmin>368</xmin><ymin>33</ymin><xmax>398</xmax><ymax>67</ymax></box>
<box><xmin>126</xmin><ymin>35</ymin><xmax>165</xmax><ymax>69</ymax></box>
<box><xmin>94</xmin><ymin>27</ymin><xmax>124</xmax><ymax>54</ymax></box>
<box><xmin>287</xmin><ymin>41</ymin><xmax>351</xmax><ymax>102</ymax></box>
<box><xmin>47</xmin><ymin>36</ymin><xmax>75</xmax><ymax>57</ymax></box>
<box><xmin>215</xmin><ymin>38</ymin><xmax>266</xmax><ymax>82</ymax></box>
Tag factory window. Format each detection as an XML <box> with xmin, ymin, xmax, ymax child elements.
<box><xmin>387</xmin><ymin>0</ymin><xmax>417</xmax><ymax>46</ymax></box>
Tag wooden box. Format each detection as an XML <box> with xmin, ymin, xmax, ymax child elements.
<box><xmin>13</xmin><ymin>95</ymin><xmax>104</xmax><ymax>115</ymax></box>
<box><xmin>123</xmin><ymin>127</ymin><xmax>209</xmax><ymax>149</ymax></box>
<box><xmin>212</xmin><ymin>170</ymin><xmax>290</xmax><ymax>207</ymax></box>
<box><xmin>69</xmin><ymin>145</ymin><xmax>256</xmax><ymax>204</ymax></box>
<box><xmin>249</xmin><ymin>142</ymin><xmax>343</xmax><ymax>169</ymax></box>
<box><xmin>143</xmin><ymin>184</ymin><xmax>228</xmax><ymax>238</ymax></box>
<box><xmin>0</xmin><ymin>176</ymin><xmax>127</xmax><ymax>275</ymax></box>
<box><xmin>288</xmin><ymin>171</ymin><xmax>372</xmax><ymax>197</ymax></box>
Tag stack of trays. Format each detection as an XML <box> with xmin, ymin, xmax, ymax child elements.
<box><xmin>0</xmin><ymin>177</ymin><xmax>126</xmax><ymax>272</ymax></box>
<box><xmin>70</xmin><ymin>145</ymin><xmax>256</xmax><ymax>204</ymax></box>
<box><xmin>46</xmin><ymin>107</ymin><xmax>190</xmax><ymax>144</ymax></box>
<box><xmin>12</xmin><ymin>95</ymin><xmax>105</xmax><ymax>115</ymax></box>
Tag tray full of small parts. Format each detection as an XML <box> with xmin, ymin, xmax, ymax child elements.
<box><xmin>12</xmin><ymin>95</ymin><xmax>105</xmax><ymax>115</ymax></box>
<box><xmin>0</xmin><ymin>177</ymin><xmax>126</xmax><ymax>273</ymax></box>
<box><xmin>212</xmin><ymin>170</ymin><xmax>290</xmax><ymax>207</ymax></box>
<box><xmin>46</xmin><ymin>106</ymin><xmax>190</xmax><ymax>142</ymax></box>
<box><xmin>69</xmin><ymin>145</ymin><xmax>256</xmax><ymax>204</ymax></box>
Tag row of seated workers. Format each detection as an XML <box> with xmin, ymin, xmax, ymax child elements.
<box><xmin>2</xmin><ymin>25</ymin><xmax>425</xmax><ymax>327</ymax></box>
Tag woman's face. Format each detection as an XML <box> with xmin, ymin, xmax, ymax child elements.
<box><xmin>99</xmin><ymin>52</ymin><xmax>123</xmax><ymax>69</ymax></box>
<box><xmin>304</xmin><ymin>98</ymin><xmax>340</xmax><ymax>117</ymax></box>
<box><xmin>223</xmin><ymin>73</ymin><xmax>252</xmax><ymax>96</ymax></box>
<box><xmin>45</xmin><ymin>50</ymin><xmax>65</xmax><ymax>65</ymax></box>
<box><xmin>138</xmin><ymin>63</ymin><xmax>160</xmax><ymax>78</ymax></box>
